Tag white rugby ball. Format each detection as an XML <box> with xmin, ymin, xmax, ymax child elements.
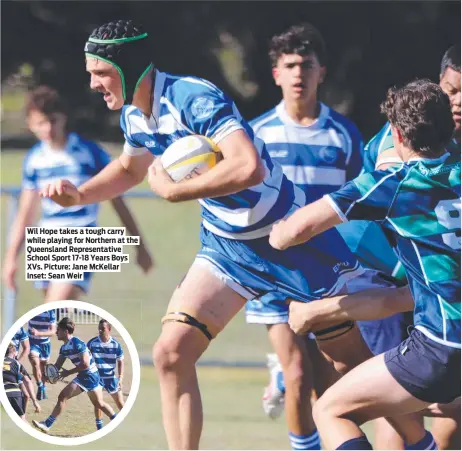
<box><xmin>161</xmin><ymin>135</ymin><xmax>220</xmax><ymax>182</ymax></box>
<box><xmin>45</xmin><ymin>363</ymin><xmax>60</xmax><ymax>384</ymax></box>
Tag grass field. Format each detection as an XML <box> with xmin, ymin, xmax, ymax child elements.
<box><xmin>1</xmin><ymin>147</ymin><xmax>379</xmax><ymax>449</ymax></box>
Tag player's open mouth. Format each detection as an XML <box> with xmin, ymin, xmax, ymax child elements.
<box><xmin>103</xmin><ymin>92</ymin><xmax>111</xmax><ymax>101</ymax></box>
<box><xmin>293</xmin><ymin>83</ymin><xmax>305</xmax><ymax>91</ymax></box>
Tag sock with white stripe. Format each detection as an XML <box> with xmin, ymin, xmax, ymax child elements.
<box><xmin>44</xmin><ymin>416</ymin><xmax>56</xmax><ymax>428</ymax></box>
<box><xmin>405</xmin><ymin>430</ymin><xmax>437</xmax><ymax>450</ymax></box>
<box><xmin>289</xmin><ymin>430</ymin><xmax>321</xmax><ymax>450</ymax></box>
<box><xmin>96</xmin><ymin>419</ymin><xmax>104</xmax><ymax>430</ymax></box>
<box><xmin>38</xmin><ymin>381</ymin><xmax>44</xmax><ymax>389</ymax></box>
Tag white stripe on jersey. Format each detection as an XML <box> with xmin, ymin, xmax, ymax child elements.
<box><xmin>282</xmin><ymin>165</ymin><xmax>346</xmax><ymax>185</ymax></box>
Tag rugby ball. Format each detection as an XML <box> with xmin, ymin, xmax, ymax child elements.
<box><xmin>161</xmin><ymin>135</ymin><xmax>221</xmax><ymax>182</ymax></box>
<box><xmin>45</xmin><ymin>363</ymin><xmax>60</xmax><ymax>384</ymax></box>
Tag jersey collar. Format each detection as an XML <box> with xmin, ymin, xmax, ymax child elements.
<box><xmin>276</xmin><ymin>101</ymin><xmax>329</xmax><ymax>130</ymax></box>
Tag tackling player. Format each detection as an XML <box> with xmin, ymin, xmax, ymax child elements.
<box><xmin>33</xmin><ymin>317</ymin><xmax>117</xmax><ymax>433</ymax></box>
<box><xmin>3</xmin><ymin>343</ymin><xmax>41</xmax><ymax>421</ymax></box>
<box><xmin>87</xmin><ymin>319</ymin><xmax>125</xmax><ymax>430</ymax></box>
<box><xmin>42</xmin><ymin>20</ymin><xmax>427</xmax><ymax>449</ymax></box>
<box><xmin>28</xmin><ymin>309</ymin><xmax>57</xmax><ymax>401</ymax></box>
<box><xmin>269</xmin><ymin>79</ymin><xmax>461</xmax><ymax>450</ymax></box>
<box><xmin>2</xmin><ymin>86</ymin><xmax>153</xmax><ymax>303</ymax></box>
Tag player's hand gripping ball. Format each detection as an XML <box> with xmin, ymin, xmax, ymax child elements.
<box><xmin>44</xmin><ymin>363</ymin><xmax>60</xmax><ymax>384</ymax></box>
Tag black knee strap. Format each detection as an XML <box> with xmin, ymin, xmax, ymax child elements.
<box><xmin>162</xmin><ymin>311</ymin><xmax>213</xmax><ymax>341</ymax></box>
<box><xmin>313</xmin><ymin>320</ymin><xmax>355</xmax><ymax>341</ymax></box>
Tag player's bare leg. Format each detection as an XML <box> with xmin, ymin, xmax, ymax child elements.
<box><xmin>29</xmin><ymin>354</ymin><xmax>44</xmax><ymax>387</ymax></box>
<box><xmin>427</xmin><ymin>399</ymin><xmax>461</xmax><ymax>450</ymax></box>
<box><xmin>373</xmin><ymin>417</ymin><xmax>406</xmax><ymax>449</ymax></box>
<box><xmin>267</xmin><ymin>324</ymin><xmax>317</xmax><ymax>436</ymax></box>
<box><xmin>87</xmin><ymin>387</ymin><xmax>116</xmax><ymax>418</ymax></box>
<box><xmin>45</xmin><ymin>283</ymin><xmax>84</xmax><ymax>303</ymax></box>
<box><xmin>50</xmin><ymin>383</ymin><xmax>82</xmax><ymax>419</ymax></box>
<box><xmin>312</xmin><ymin>353</ymin><xmax>431</xmax><ymax>450</ymax></box>
<box><xmin>152</xmin><ymin>262</ymin><xmax>247</xmax><ymax>450</ymax></box>
<box><xmin>111</xmin><ymin>390</ymin><xmax>125</xmax><ymax>410</ymax></box>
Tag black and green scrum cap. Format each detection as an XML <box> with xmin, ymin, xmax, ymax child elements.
<box><xmin>84</xmin><ymin>32</ymin><xmax>153</xmax><ymax>104</ymax></box>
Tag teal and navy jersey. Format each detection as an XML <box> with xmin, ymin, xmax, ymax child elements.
<box><xmin>28</xmin><ymin>310</ymin><xmax>56</xmax><ymax>345</ymax></box>
<box><xmin>120</xmin><ymin>71</ymin><xmax>309</xmax><ymax>240</ymax></box>
<box><xmin>250</xmin><ymin>101</ymin><xmax>364</xmax><ymax>203</ymax></box>
<box><xmin>22</xmin><ymin>133</ymin><xmax>111</xmax><ymax>227</ymax></box>
<box><xmin>59</xmin><ymin>336</ymin><xmax>98</xmax><ymax>376</ymax></box>
<box><xmin>327</xmin><ymin>153</ymin><xmax>461</xmax><ymax>347</ymax></box>
<box><xmin>12</xmin><ymin>327</ymin><xmax>29</xmax><ymax>352</ymax></box>
<box><xmin>87</xmin><ymin>336</ymin><xmax>124</xmax><ymax>379</ymax></box>
<box><xmin>3</xmin><ymin>357</ymin><xmax>23</xmax><ymax>393</ymax></box>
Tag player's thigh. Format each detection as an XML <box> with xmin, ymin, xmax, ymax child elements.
<box><xmin>59</xmin><ymin>382</ymin><xmax>83</xmax><ymax>401</ymax></box>
<box><xmin>86</xmin><ymin>386</ymin><xmax>105</xmax><ymax>405</ymax></box>
<box><xmin>313</xmin><ymin>320</ymin><xmax>373</xmax><ymax>374</ymax></box>
<box><xmin>314</xmin><ymin>353</ymin><xmax>429</xmax><ymax>425</ymax></box>
<box><xmin>45</xmin><ymin>282</ymin><xmax>84</xmax><ymax>303</ymax></box>
<box><xmin>165</xmin><ymin>261</ymin><xmax>247</xmax><ymax>334</ymax></box>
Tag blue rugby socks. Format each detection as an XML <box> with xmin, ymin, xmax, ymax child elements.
<box><xmin>336</xmin><ymin>436</ymin><xmax>373</xmax><ymax>450</ymax></box>
<box><xmin>289</xmin><ymin>430</ymin><xmax>321</xmax><ymax>449</ymax></box>
<box><xmin>44</xmin><ymin>416</ymin><xmax>56</xmax><ymax>428</ymax></box>
<box><xmin>405</xmin><ymin>430</ymin><xmax>437</xmax><ymax>450</ymax></box>
<box><xmin>110</xmin><ymin>413</ymin><xmax>117</xmax><ymax>420</ymax></box>
<box><xmin>96</xmin><ymin>419</ymin><xmax>104</xmax><ymax>430</ymax></box>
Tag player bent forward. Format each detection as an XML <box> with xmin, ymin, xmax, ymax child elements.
<box><xmin>269</xmin><ymin>79</ymin><xmax>461</xmax><ymax>450</ymax></box>
<box><xmin>33</xmin><ymin>317</ymin><xmax>117</xmax><ymax>433</ymax></box>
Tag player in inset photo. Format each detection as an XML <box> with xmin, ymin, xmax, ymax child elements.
<box><xmin>87</xmin><ymin>319</ymin><xmax>125</xmax><ymax>430</ymax></box>
<box><xmin>28</xmin><ymin>309</ymin><xmax>57</xmax><ymax>401</ymax></box>
<box><xmin>3</xmin><ymin>342</ymin><xmax>41</xmax><ymax>421</ymax></box>
<box><xmin>32</xmin><ymin>317</ymin><xmax>117</xmax><ymax>434</ymax></box>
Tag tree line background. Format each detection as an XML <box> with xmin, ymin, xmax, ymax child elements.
<box><xmin>1</xmin><ymin>1</ymin><xmax>460</xmax><ymax>145</ymax></box>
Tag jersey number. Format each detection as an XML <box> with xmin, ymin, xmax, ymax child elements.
<box><xmin>435</xmin><ymin>199</ymin><xmax>461</xmax><ymax>250</ymax></box>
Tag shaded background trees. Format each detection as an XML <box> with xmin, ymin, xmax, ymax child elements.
<box><xmin>1</xmin><ymin>1</ymin><xmax>460</xmax><ymax>143</ymax></box>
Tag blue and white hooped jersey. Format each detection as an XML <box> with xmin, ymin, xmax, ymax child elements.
<box><xmin>28</xmin><ymin>310</ymin><xmax>56</xmax><ymax>344</ymax></box>
<box><xmin>250</xmin><ymin>101</ymin><xmax>364</xmax><ymax>203</ymax></box>
<box><xmin>12</xmin><ymin>327</ymin><xmax>29</xmax><ymax>352</ymax></box>
<box><xmin>121</xmin><ymin>70</ymin><xmax>306</xmax><ymax>240</ymax></box>
<box><xmin>87</xmin><ymin>336</ymin><xmax>124</xmax><ymax>379</ymax></box>
<box><xmin>59</xmin><ymin>336</ymin><xmax>98</xmax><ymax>376</ymax></box>
<box><xmin>22</xmin><ymin>133</ymin><xmax>111</xmax><ymax>227</ymax></box>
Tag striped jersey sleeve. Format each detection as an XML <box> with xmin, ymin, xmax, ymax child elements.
<box><xmin>326</xmin><ymin>166</ymin><xmax>403</xmax><ymax>222</ymax></box>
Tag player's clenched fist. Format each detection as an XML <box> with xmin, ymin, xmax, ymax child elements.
<box><xmin>288</xmin><ymin>301</ymin><xmax>314</xmax><ymax>335</ymax></box>
<box><xmin>40</xmin><ymin>179</ymin><xmax>81</xmax><ymax>207</ymax></box>
<box><xmin>269</xmin><ymin>220</ymin><xmax>292</xmax><ymax>250</ymax></box>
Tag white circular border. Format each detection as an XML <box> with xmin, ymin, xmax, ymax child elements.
<box><xmin>0</xmin><ymin>300</ymin><xmax>141</xmax><ymax>446</ymax></box>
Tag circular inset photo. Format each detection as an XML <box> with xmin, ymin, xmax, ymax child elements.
<box><xmin>0</xmin><ymin>300</ymin><xmax>140</xmax><ymax>446</ymax></box>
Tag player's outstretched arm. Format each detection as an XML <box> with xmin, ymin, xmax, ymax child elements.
<box><xmin>61</xmin><ymin>352</ymin><xmax>90</xmax><ymax>378</ymax></box>
<box><xmin>110</xmin><ymin>197</ymin><xmax>154</xmax><ymax>273</ymax></box>
<box><xmin>41</xmin><ymin>152</ymin><xmax>154</xmax><ymax>207</ymax></box>
<box><xmin>2</xmin><ymin>189</ymin><xmax>40</xmax><ymax>290</ymax></box>
<box><xmin>270</xmin><ymin>198</ymin><xmax>341</xmax><ymax>250</ymax></box>
<box><xmin>53</xmin><ymin>355</ymin><xmax>66</xmax><ymax>372</ymax></box>
<box><xmin>288</xmin><ymin>286</ymin><xmax>414</xmax><ymax>335</ymax></box>
<box><xmin>148</xmin><ymin>129</ymin><xmax>265</xmax><ymax>202</ymax></box>
<box><xmin>17</xmin><ymin>339</ymin><xmax>30</xmax><ymax>363</ymax></box>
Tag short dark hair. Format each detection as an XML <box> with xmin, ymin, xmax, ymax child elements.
<box><xmin>269</xmin><ymin>23</ymin><xmax>327</xmax><ymax>67</ymax></box>
<box><xmin>25</xmin><ymin>86</ymin><xmax>67</xmax><ymax>117</ymax></box>
<box><xmin>6</xmin><ymin>342</ymin><xmax>16</xmax><ymax>357</ymax></box>
<box><xmin>57</xmin><ymin>317</ymin><xmax>75</xmax><ymax>334</ymax></box>
<box><xmin>440</xmin><ymin>44</ymin><xmax>461</xmax><ymax>76</ymax></box>
<box><xmin>381</xmin><ymin>79</ymin><xmax>454</xmax><ymax>156</ymax></box>
<box><xmin>99</xmin><ymin>319</ymin><xmax>111</xmax><ymax>330</ymax></box>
